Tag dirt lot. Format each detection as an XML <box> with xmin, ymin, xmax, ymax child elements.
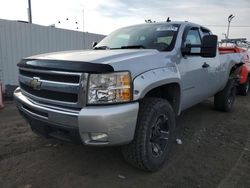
<box><xmin>0</xmin><ymin>96</ymin><xmax>250</xmax><ymax>188</ymax></box>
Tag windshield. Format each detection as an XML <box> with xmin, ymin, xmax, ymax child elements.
<box><xmin>95</xmin><ymin>23</ymin><xmax>180</xmax><ymax>51</ymax></box>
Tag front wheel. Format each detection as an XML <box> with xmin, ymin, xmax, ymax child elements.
<box><xmin>214</xmin><ymin>79</ymin><xmax>236</xmax><ymax>112</ymax></box>
<box><xmin>121</xmin><ymin>98</ymin><xmax>176</xmax><ymax>172</ymax></box>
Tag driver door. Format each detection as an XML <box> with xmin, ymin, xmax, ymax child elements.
<box><xmin>178</xmin><ymin>27</ymin><xmax>212</xmax><ymax>110</ymax></box>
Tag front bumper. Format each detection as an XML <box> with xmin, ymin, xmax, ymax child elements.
<box><xmin>14</xmin><ymin>88</ymin><xmax>139</xmax><ymax>146</ymax></box>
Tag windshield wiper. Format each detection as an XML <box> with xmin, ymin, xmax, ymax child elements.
<box><xmin>120</xmin><ymin>45</ymin><xmax>146</xmax><ymax>49</ymax></box>
<box><xmin>93</xmin><ymin>46</ymin><xmax>110</xmax><ymax>50</ymax></box>
<box><xmin>94</xmin><ymin>45</ymin><xmax>146</xmax><ymax>50</ymax></box>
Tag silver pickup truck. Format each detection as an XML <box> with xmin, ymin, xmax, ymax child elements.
<box><xmin>14</xmin><ymin>21</ymin><xmax>243</xmax><ymax>171</ymax></box>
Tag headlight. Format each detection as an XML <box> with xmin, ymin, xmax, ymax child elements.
<box><xmin>87</xmin><ymin>71</ymin><xmax>132</xmax><ymax>104</ymax></box>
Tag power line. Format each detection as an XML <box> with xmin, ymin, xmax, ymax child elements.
<box><xmin>204</xmin><ymin>25</ymin><xmax>250</xmax><ymax>28</ymax></box>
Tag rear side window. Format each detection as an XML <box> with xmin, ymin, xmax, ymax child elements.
<box><xmin>202</xmin><ymin>31</ymin><xmax>211</xmax><ymax>36</ymax></box>
<box><xmin>201</xmin><ymin>27</ymin><xmax>211</xmax><ymax>37</ymax></box>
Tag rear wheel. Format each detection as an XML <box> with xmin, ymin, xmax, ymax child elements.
<box><xmin>214</xmin><ymin>79</ymin><xmax>236</xmax><ymax>112</ymax></box>
<box><xmin>121</xmin><ymin>98</ymin><xmax>176</xmax><ymax>172</ymax></box>
<box><xmin>238</xmin><ymin>78</ymin><xmax>249</xmax><ymax>96</ymax></box>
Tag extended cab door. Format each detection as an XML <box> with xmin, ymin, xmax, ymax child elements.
<box><xmin>178</xmin><ymin>27</ymin><xmax>216</xmax><ymax>110</ymax></box>
<box><xmin>199</xmin><ymin>28</ymin><xmax>221</xmax><ymax>94</ymax></box>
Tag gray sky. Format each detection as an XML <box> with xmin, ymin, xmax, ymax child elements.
<box><xmin>0</xmin><ymin>0</ymin><xmax>249</xmax><ymax>40</ymax></box>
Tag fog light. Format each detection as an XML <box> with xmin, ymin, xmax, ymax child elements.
<box><xmin>90</xmin><ymin>133</ymin><xmax>108</xmax><ymax>142</ymax></box>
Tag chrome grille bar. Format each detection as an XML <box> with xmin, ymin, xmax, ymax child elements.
<box><xmin>18</xmin><ymin>68</ymin><xmax>87</xmax><ymax>108</ymax></box>
<box><xmin>19</xmin><ymin>74</ymin><xmax>80</xmax><ymax>94</ymax></box>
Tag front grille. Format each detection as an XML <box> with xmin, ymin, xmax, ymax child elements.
<box><xmin>20</xmin><ymin>83</ymin><xmax>78</xmax><ymax>103</ymax></box>
<box><xmin>19</xmin><ymin>69</ymin><xmax>80</xmax><ymax>83</ymax></box>
<box><xmin>19</xmin><ymin>68</ymin><xmax>87</xmax><ymax>108</ymax></box>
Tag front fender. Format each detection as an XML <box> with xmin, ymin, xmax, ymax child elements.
<box><xmin>133</xmin><ymin>66</ymin><xmax>181</xmax><ymax>101</ymax></box>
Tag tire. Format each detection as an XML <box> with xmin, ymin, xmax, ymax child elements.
<box><xmin>121</xmin><ymin>98</ymin><xmax>176</xmax><ymax>172</ymax></box>
<box><xmin>214</xmin><ymin>79</ymin><xmax>236</xmax><ymax>112</ymax></box>
<box><xmin>237</xmin><ymin>78</ymin><xmax>249</xmax><ymax>96</ymax></box>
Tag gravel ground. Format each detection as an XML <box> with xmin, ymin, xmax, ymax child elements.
<box><xmin>0</xmin><ymin>96</ymin><xmax>250</xmax><ymax>188</ymax></box>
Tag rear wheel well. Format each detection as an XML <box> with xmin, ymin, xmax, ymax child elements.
<box><xmin>144</xmin><ymin>83</ymin><xmax>180</xmax><ymax>115</ymax></box>
<box><xmin>229</xmin><ymin>63</ymin><xmax>244</xmax><ymax>78</ymax></box>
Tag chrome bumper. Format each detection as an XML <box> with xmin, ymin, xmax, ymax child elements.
<box><xmin>14</xmin><ymin>88</ymin><xmax>139</xmax><ymax>146</ymax></box>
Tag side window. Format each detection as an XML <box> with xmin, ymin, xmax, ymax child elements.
<box><xmin>184</xmin><ymin>28</ymin><xmax>201</xmax><ymax>54</ymax></box>
<box><xmin>184</xmin><ymin>29</ymin><xmax>201</xmax><ymax>46</ymax></box>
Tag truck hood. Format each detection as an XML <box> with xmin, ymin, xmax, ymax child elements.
<box><xmin>24</xmin><ymin>49</ymin><xmax>176</xmax><ymax>77</ymax></box>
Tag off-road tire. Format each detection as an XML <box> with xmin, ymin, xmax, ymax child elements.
<box><xmin>121</xmin><ymin>98</ymin><xmax>176</xmax><ymax>172</ymax></box>
<box><xmin>237</xmin><ymin>78</ymin><xmax>249</xmax><ymax>96</ymax></box>
<box><xmin>214</xmin><ymin>79</ymin><xmax>236</xmax><ymax>112</ymax></box>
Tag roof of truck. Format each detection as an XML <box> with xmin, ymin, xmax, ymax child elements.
<box><xmin>123</xmin><ymin>21</ymin><xmax>211</xmax><ymax>32</ymax></box>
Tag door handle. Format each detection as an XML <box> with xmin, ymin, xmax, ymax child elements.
<box><xmin>202</xmin><ymin>62</ymin><xmax>210</xmax><ymax>68</ymax></box>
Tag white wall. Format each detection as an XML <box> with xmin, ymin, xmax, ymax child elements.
<box><xmin>0</xmin><ymin>19</ymin><xmax>105</xmax><ymax>91</ymax></box>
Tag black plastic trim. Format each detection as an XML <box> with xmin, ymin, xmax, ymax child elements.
<box><xmin>19</xmin><ymin>110</ymin><xmax>82</xmax><ymax>144</ymax></box>
<box><xmin>18</xmin><ymin>59</ymin><xmax>114</xmax><ymax>73</ymax></box>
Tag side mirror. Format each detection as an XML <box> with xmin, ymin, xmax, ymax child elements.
<box><xmin>92</xmin><ymin>42</ymin><xmax>98</xmax><ymax>48</ymax></box>
<box><xmin>181</xmin><ymin>43</ymin><xmax>192</xmax><ymax>55</ymax></box>
<box><xmin>201</xmin><ymin>35</ymin><xmax>218</xmax><ymax>58</ymax></box>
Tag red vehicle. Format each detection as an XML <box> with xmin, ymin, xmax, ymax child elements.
<box><xmin>219</xmin><ymin>38</ymin><xmax>250</xmax><ymax>95</ymax></box>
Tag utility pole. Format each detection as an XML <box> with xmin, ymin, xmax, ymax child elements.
<box><xmin>226</xmin><ymin>14</ymin><xmax>234</xmax><ymax>39</ymax></box>
<box><xmin>28</xmin><ymin>0</ymin><xmax>32</xmax><ymax>23</ymax></box>
<box><xmin>82</xmin><ymin>8</ymin><xmax>85</xmax><ymax>32</ymax></box>
<box><xmin>82</xmin><ymin>8</ymin><xmax>86</xmax><ymax>49</ymax></box>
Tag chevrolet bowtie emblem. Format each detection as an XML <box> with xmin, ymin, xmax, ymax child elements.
<box><xmin>30</xmin><ymin>77</ymin><xmax>42</xmax><ymax>90</ymax></box>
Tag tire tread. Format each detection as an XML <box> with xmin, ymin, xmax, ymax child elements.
<box><xmin>214</xmin><ymin>79</ymin><xmax>236</xmax><ymax>112</ymax></box>
<box><xmin>122</xmin><ymin>98</ymin><xmax>175</xmax><ymax>171</ymax></box>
